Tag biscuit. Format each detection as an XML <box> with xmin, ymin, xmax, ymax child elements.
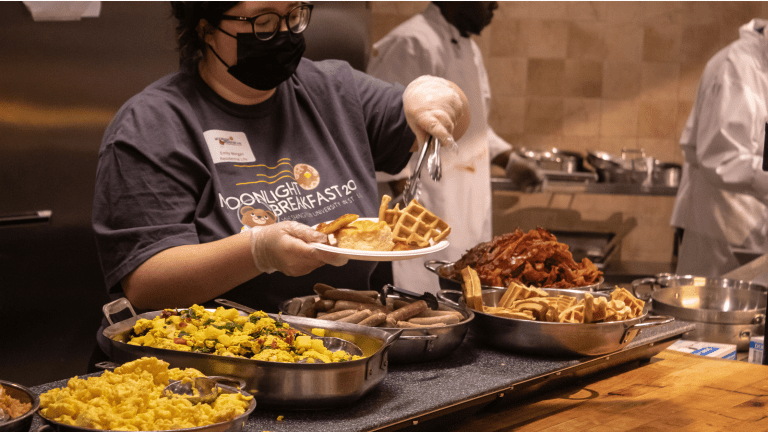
<box><xmin>335</xmin><ymin>220</ymin><xmax>395</xmax><ymax>251</ymax></box>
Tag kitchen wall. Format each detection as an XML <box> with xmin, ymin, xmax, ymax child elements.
<box><xmin>370</xmin><ymin>1</ymin><xmax>768</xmax><ymax>268</ymax></box>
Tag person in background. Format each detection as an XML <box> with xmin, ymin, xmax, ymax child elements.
<box><xmin>91</xmin><ymin>0</ymin><xmax>471</xmax><ymax>328</ymax></box>
<box><xmin>367</xmin><ymin>1</ymin><xmax>540</xmax><ymax>294</ymax></box>
<box><xmin>671</xmin><ymin>18</ymin><xmax>768</xmax><ymax>285</ymax></box>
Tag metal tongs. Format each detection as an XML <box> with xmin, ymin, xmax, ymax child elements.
<box><xmin>402</xmin><ymin>135</ymin><xmax>441</xmax><ymax>204</ymax></box>
<box><xmin>380</xmin><ymin>284</ymin><xmax>440</xmax><ymax>310</ymax></box>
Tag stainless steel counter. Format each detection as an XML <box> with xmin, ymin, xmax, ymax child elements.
<box><xmin>492</xmin><ymin>177</ymin><xmax>678</xmax><ymax>196</ymax></box>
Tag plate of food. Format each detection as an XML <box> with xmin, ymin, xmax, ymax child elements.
<box><xmin>310</xmin><ymin>196</ymin><xmax>450</xmax><ymax>261</ymax></box>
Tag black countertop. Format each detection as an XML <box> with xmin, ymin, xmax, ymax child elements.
<box><xmin>31</xmin><ymin>321</ymin><xmax>695</xmax><ymax>432</ymax></box>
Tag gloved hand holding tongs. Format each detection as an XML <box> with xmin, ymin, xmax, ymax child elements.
<box><xmin>401</xmin><ymin>75</ymin><xmax>471</xmax><ymax>203</ymax></box>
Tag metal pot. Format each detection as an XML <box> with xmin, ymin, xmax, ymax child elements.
<box><xmin>518</xmin><ymin>148</ymin><xmax>584</xmax><ymax>173</ymax></box>
<box><xmin>278</xmin><ymin>294</ymin><xmax>474</xmax><ymax>364</ymax></box>
<box><xmin>35</xmin><ymin>383</ymin><xmax>256</xmax><ymax>432</ymax></box>
<box><xmin>424</xmin><ymin>260</ymin><xmax>604</xmax><ymax>293</ymax></box>
<box><xmin>632</xmin><ymin>275</ymin><xmax>766</xmax><ymax>351</ymax></box>
<box><xmin>101</xmin><ymin>300</ymin><xmax>401</xmax><ymax>410</ymax></box>
<box><xmin>587</xmin><ymin>149</ymin><xmax>653</xmax><ymax>184</ymax></box>
<box><xmin>0</xmin><ymin>380</ymin><xmax>39</xmax><ymax>432</ymax></box>
<box><xmin>653</xmin><ymin>162</ymin><xmax>681</xmax><ymax>187</ymax></box>
<box><xmin>631</xmin><ymin>274</ymin><xmax>767</xmax><ymax>300</ymax></box>
<box><xmin>438</xmin><ymin>288</ymin><xmax>673</xmax><ymax>357</ymax></box>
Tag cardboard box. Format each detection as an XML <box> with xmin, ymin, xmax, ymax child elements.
<box><xmin>748</xmin><ymin>336</ymin><xmax>764</xmax><ymax>364</ymax></box>
<box><xmin>668</xmin><ymin>339</ymin><xmax>737</xmax><ymax>360</ymax></box>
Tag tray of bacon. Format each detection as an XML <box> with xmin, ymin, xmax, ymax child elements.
<box><xmin>426</xmin><ymin>228</ymin><xmax>604</xmax><ymax>292</ymax></box>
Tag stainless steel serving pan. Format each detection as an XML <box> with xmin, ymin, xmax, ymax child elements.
<box><xmin>278</xmin><ymin>294</ymin><xmax>473</xmax><ymax>364</ymax></box>
<box><xmin>425</xmin><ymin>260</ymin><xmax>604</xmax><ymax>293</ymax></box>
<box><xmin>0</xmin><ymin>380</ymin><xmax>39</xmax><ymax>432</ymax></box>
<box><xmin>632</xmin><ymin>274</ymin><xmax>766</xmax><ymax>350</ymax></box>
<box><xmin>101</xmin><ymin>299</ymin><xmax>401</xmax><ymax>410</ymax></box>
<box><xmin>439</xmin><ymin>288</ymin><xmax>673</xmax><ymax>357</ymax></box>
<box><xmin>35</xmin><ymin>383</ymin><xmax>256</xmax><ymax>432</ymax></box>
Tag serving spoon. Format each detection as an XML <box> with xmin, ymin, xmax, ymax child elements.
<box><xmin>162</xmin><ymin>376</ymin><xmax>246</xmax><ymax>405</ymax></box>
<box><xmin>214</xmin><ymin>299</ymin><xmax>364</xmax><ymax>357</ymax></box>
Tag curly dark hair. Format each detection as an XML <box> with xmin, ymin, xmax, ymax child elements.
<box><xmin>170</xmin><ymin>1</ymin><xmax>239</xmax><ymax>66</ymax></box>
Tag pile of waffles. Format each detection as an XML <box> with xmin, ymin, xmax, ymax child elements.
<box><xmin>314</xmin><ymin>195</ymin><xmax>451</xmax><ymax>252</ymax></box>
<box><xmin>461</xmin><ymin>267</ymin><xmax>644</xmax><ymax>323</ymax></box>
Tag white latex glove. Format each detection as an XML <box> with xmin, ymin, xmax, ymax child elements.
<box><xmin>403</xmin><ymin>75</ymin><xmax>470</xmax><ymax>151</ymax></box>
<box><xmin>249</xmin><ymin>221</ymin><xmax>348</xmax><ymax>276</ymax></box>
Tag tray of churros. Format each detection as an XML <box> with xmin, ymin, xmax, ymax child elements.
<box><xmin>436</xmin><ymin>267</ymin><xmax>675</xmax><ymax>357</ymax></box>
<box><xmin>310</xmin><ymin>195</ymin><xmax>450</xmax><ymax>261</ymax></box>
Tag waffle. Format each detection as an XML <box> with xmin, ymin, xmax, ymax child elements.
<box><xmin>378</xmin><ymin>195</ymin><xmax>403</xmax><ymax>230</ymax></box>
<box><xmin>483</xmin><ymin>307</ymin><xmax>535</xmax><ymax>320</ymax></box>
<box><xmin>499</xmin><ymin>282</ymin><xmax>549</xmax><ymax>308</ymax></box>
<box><xmin>389</xmin><ymin>199</ymin><xmax>451</xmax><ymax>247</ymax></box>
<box><xmin>610</xmin><ymin>287</ymin><xmax>645</xmax><ymax>317</ymax></box>
<box><xmin>584</xmin><ymin>293</ymin><xmax>610</xmax><ymax>323</ymax></box>
<box><xmin>511</xmin><ymin>298</ymin><xmax>550</xmax><ymax>321</ymax></box>
<box><xmin>558</xmin><ymin>304</ymin><xmax>585</xmax><ymax>323</ymax></box>
<box><xmin>461</xmin><ymin>266</ymin><xmax>484</xmax><ymax>311</ymax></box>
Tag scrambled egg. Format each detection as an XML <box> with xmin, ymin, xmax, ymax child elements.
<box><xmin>39</xmin><ymin>357</ymin><xmax>252</xmax><ymax>431</ymax></box>
<box><xmin>126</xmin><ymin>305</ymin><xmax>359</xmax><ymax>363</ymax></box>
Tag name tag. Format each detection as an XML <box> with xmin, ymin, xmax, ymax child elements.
<box><xmin>203</xmin><ymin>130</ymin><xmax>256</xmax><ymax>164</ymax></box>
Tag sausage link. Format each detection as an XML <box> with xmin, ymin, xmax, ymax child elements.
<box><xmin>408</xmin><ymin>315</ymin><xmax>460</xmax><ymax>325</ymax></box>
<box><xmin>329</xmin><ymin>300</ymin><xmax>387</xmax><ymax>313</ymax></box>
<box><xmin>314</xmin><ymin>299</ymin><xmax>336</xmax><ymax>312</ymax></box>
<box><xmin>297</xmin><ymin>298</ymin><xmax>317</xmax><ymax>318</ymax></box>
<box><xmin>358</xmin><ymin>312</ymin><xmax>387</xmax><ymax>327</ymax></box>
<box><xmin>313</xmin><ymin>283</ymin><xmax>337</xmax><ymax>297</ymax></box>
<box><xmin>385</xmin><ymin>300</ymin><xmax>428</xmax><ymax>324</ymax></box>
<box><xmin>413</xmin><ymin>309</ymin><xmax>464</xmax><ymax>321</ymax></box>
<box><xmin>396</xmin><ymin>320</ymin><xmax>447</xmax><ymax>328</ymax></box>
<box><xmin>338</xmin><ymin>309</ymin><xmax>371</xmax><ymax>324</ymax></box>
<box><xmin>317</xmin><ymin>309</ymin><xmax>356</xmax><ymax>321</ymax></box>
<box><xmin>322</xmin><ymin>289</ymin><xmax>378</xmax><ymax>304</ymax></box>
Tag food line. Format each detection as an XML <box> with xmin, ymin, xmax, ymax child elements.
<box><xmin>25</xmin><ymin>322</ymin><xmax>693</xmax><ymax>432</ymax></box>
<box><xmin>4</xmin><ymin>196</ymin><xmax>761</xmax><ymax>432</ymax></box>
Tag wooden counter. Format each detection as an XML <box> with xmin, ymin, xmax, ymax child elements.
<box><xmin>449</xmin><ymin>350</ymin><xmax>768</xmax><ymax>431</ymax></box>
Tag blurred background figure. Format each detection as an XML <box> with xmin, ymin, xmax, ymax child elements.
<box><xmin>671</xmin><ymin>18</ymin><xmax>768</xmax><ymax>285</ymax></box>
<box><xmin>367</xmin><ymin>1</ymin><xmax>541</xmax><ymax>294</ymax></box>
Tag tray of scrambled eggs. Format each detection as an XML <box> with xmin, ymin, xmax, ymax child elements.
<box><xmin>101</xmin><ymin>299</ymin><xmax>401</xmax><ymax>410</ymax></box>
<box><xmin>38</xmin><ymin>357</ymin><xmax>256</xmax><ymax>432</ymax></box>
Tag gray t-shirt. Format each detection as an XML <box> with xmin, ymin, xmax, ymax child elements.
<box><xmin>93</xmin><ymin>59</ymin><xmax>414</xmax><ymax>312</ymax></box>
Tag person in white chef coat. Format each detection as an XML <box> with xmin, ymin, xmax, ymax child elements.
<box><xmin>671</xmin><ymin>18</ymin><xmax>768</xmax><ymax>285</ymax></box>
<box><xmin>367</xmin><ymin>2</ymin><xmax>537</xmax><ymax>294</ymax></box>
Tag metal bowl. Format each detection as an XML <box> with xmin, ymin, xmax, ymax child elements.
<box><xmin>439</xmin><ymin>288</ymin><xmax>673</xmax><ymax>357</ymax></box>
<box><xmin>278</xmin><ymin>294</ymin><xmax>474</xmax><ymax>364</ymax></box>
<box><xmin>0</xmin><ymin>380</ymin><xmax>39</xmax><ymax>432</ymax></box>
<box><xmin>101</xmin><ymin>299</ymin><xmax>401</xmax><ymax>410</ymax></box>
<box><xmin>425</xmin><ymin>260</ymin><xmax>604</xmax><ymax>293</ymax></box>
<box><xmin>517</xmin><ymin>147</ymin><xmax>585</xmax><ymax>173</ymax></box>
<box><xmin>632</xmin><ymin>274</ymin><xmax>766</xmax><ymax>351</ymax></box>
<box><xmin>37</xmin><ymin>383</ymin><xmax>256</xmax><ymax>432</ymax></box>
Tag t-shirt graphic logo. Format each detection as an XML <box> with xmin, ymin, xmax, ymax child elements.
<box><xmin>293</xmin><ymin>163</ymin><xmax>320</xmax><ymax>190</ymax></box>
<box><xmin>203</xmin><ymin>130</ymin><xmax>256</xmax><ymax>163</ymax></box>
<box><xmin>240</xmin><ymin>206</ymin><xmax>277</xmax><ymax>231</ymax></box>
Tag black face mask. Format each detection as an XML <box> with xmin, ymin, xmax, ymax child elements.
<box><xmin>209</xmin><ymin>30</ymin><xmax>306</xmax><ymax>91</ymax></box>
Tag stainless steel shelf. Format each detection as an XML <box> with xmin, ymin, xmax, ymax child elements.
<box><xmin>492</xmin><ymin>177</ymin><xmax>678</xmax><ymax>196</ymax></box>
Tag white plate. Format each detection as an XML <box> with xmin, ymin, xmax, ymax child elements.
<box><xmin>311</xmin><ymin>217</ymin><xmax>449</xmax><ymax>262</ymax></box>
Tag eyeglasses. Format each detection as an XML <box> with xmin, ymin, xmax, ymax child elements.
<box><xmin>219</xmin><ymin>4</ymin><xmax>314</xmax><ymax>41</ymax></box>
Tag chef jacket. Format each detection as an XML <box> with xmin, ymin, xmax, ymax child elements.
<box><xmin>367</xmin><ymin>3</ymin><xmax>509</xmax><ymax>293</ymax></box>
<box><xmin>671</xmin><ymin>19</ymin><xmax>768</xmax><ymax>281</ymax></box>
